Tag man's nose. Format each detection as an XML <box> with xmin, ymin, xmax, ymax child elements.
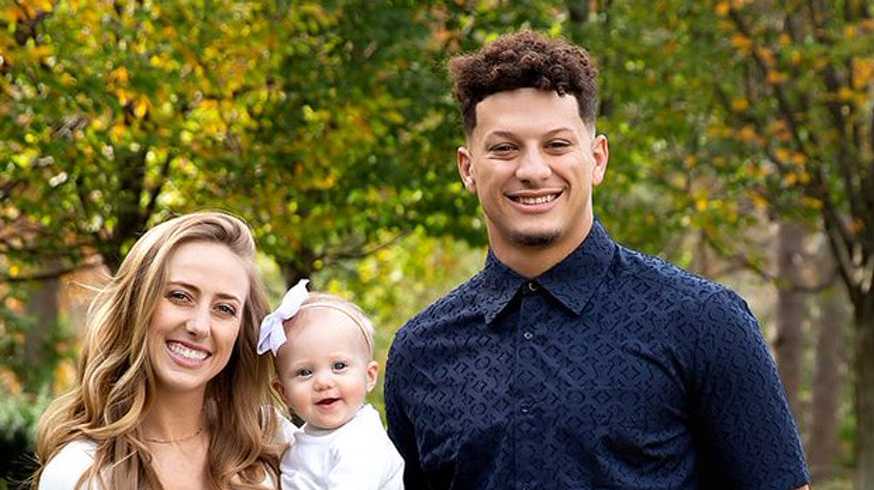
<box><xmin>515</xmin><ymin>148</ymin><xmax>552</xmax><ymax>182</ymax></box>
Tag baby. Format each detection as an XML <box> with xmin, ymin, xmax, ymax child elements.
<box><xmin>258</xmin><ymin>280</ymin><xmax>404</xmax><ymax>490</ymax></box>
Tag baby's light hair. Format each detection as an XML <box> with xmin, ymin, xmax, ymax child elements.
<box><xmin>288</xmin><ymin>292</ymin><xmax>375</xmax><ymax>359</ymax></box>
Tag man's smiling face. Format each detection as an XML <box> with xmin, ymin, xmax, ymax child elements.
<box><xmin>457</xmin><ymin>88</ymin><xmax>608</xmax><ymax>255</ymax></box>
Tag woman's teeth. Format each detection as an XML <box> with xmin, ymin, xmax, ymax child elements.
<box><xmin>168</xmin><ymin>342</ymin><xmax>208</xmax><ymax>361</ymax></box>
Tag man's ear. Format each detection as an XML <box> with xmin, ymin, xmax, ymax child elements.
<box><xmin>457</xmin><ymin>146</ymin><xmax>476</xmax><ymax>192</ymax></box>
<box><xmin>591</xmin><ymin>134</ymin><xmax>609</xmax><ymax>186</ymax></box>
<box><xmin>365</xmin><ymin>360</ymin><xmax>379</xmax><ymax>393</ymax></box>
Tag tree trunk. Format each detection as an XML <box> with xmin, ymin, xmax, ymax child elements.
<box><xmin>856</xmin><ymin>307</ymin><xmax>874</xmax><ymax>490</ymax></box>
<box><xmin>807</xmin><ymin>285</ymin><xmax>847</xmax><ymax>482</ymax></box>
<box><xmin>23</xmin><ymin>276</ymin><xmax>60</xmax><ymax>390</ymax></box>
<box><xmin>775</xmin><ymin>221</ymin><xmax>807</xmax><ymax>424</ymax></box>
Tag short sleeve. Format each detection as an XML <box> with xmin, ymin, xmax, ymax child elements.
<box><xmin>691</xmin><ymin>289</ymin><xmax>809</xmax><ymax>489</ymax></box>
<box><xmin>38</xmin><ymin>440</ymin><xmax>97</xmax><ymax>490</ymax></box>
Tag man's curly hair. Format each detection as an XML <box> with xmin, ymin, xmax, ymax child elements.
<box><xmin>449</xmin><ymin>30</ymin><xmax>599</xmax><ymax>136</ymax></box>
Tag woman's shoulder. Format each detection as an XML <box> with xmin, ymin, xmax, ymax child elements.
<box><xmin>38</xmin><ymin>439</ymin><xmax>97</xmax><ymax>490</ymax></box>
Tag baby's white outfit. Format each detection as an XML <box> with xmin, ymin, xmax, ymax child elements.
<box><xmin>280</xmin><ymin>403</ymin><xmax>404</xmax><ymax>490</ymax></box>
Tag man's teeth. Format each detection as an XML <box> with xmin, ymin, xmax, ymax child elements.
<box><xmin>168</xmin><ymin>342</ymin><xmax>208</xmax><ymax>361</ymax></box>
<box><xmin>514</xmin><ymin>194</ymin><xmax>558</xmax><ymax>205</ymax></box>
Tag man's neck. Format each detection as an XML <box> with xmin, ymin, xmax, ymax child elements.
<box><xmin>489</xmin><ymin>218</ymin><xmax>593</xmax><ymax>279</ymax></box>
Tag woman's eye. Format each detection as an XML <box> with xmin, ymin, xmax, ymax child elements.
<box><xmin>216</xmin><ymin>303</ymin><xmax>237</xmax><ymax>317</ymax></box>
<box><xmin>167</xmin><ymin>290</ymin><xmax>191</xmax><ymax>303</ymax></box>
<box><xmin>332</xmin><ymin>361</ymin><xmax>348</xmax><ymax>371</ymax></box>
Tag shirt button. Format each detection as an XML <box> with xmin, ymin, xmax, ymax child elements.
<box><xmin>521</xmin><ymin>406</ymin><xmax>529</xmax><ymax>414</ymax></box>
<box><xmin>527</xmin><ymin>282</ymin><xmax>538</xmax><ymax>292</ymax></box>
<box><xmin>523</xmin><ymin>331</ymin><xmax>533</xmax><ymax>340</ymax></box>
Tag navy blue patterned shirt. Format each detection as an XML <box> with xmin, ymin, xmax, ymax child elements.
<box><xmin>385</xmin><ymin>220</ymin><xmax>808</xmax><ymax>489</ymax></box>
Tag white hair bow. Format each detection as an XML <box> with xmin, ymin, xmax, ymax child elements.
<box><xmin>257</xmin><ymin>279</ymin><xmax>309</xmax><ymax>355</ymax></box>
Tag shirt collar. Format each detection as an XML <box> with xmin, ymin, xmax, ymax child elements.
<box><xmin>476</xmin><ymin>219</ymin><xmax>616</xmax><ymax>325</ymax></box>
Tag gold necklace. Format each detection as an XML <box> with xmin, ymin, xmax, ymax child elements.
<box><xmin>143</xmin><ymin>426</ymin><xmax>204</xmax><ymax>444</ymax></box>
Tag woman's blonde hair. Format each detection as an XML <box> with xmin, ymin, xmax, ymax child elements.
<box><xmin>33</xmin><ymin>211</ymin><xmax>282</xmax><ymax>489</ymax></box>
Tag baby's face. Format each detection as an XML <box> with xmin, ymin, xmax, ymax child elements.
<box><xmin>274</xmin><ymin>307</ymin><xmax>378</xmax><ymax>430</ymax></box>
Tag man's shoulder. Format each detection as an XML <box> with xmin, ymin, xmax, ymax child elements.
<box><xmin>613</xmin><ymin>243</ymin><xmax>756</xmax><ymax>330</ymax></box>
<box><xmin>395</xmin><ymin>270</ymin><xmax>484</xmax><ymax>340</ymax></box>
<box><xmin>613</xmin><ymin>243</ymin><xmax>727</xmax><ymax>301</ymax></box>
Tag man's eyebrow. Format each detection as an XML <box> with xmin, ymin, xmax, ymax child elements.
<box><xmin>483</xmin><ymin>127</ymin><xmax>577</xmax><ymax>141</ymax></box>
<box><xmin>482</xmin><ymin>130</ymin><xmax>518</xmax><ymax>141</ymax></box>
<box><xmin>543</xmin><ymin>127</ymin><xmax>576</xmax><ymax>137</ymax></box>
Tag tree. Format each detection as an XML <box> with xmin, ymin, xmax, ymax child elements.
<box><xmin>589</xmin><ymin>1</ymin><xmax>873</xmax><ymax>483</ymax></box>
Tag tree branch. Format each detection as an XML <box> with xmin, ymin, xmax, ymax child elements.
<box><xmin>319</xmin><ymin>231</ymin><xmax>410</xmax><ymax>264</ymax></box>
<box><xmin>1</xmin><ymin>256</ymin><xmax>103</xmax><ymax>284</ymax></box>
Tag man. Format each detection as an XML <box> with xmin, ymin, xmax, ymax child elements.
<box><xmin>385</xmin><ymin>31</ymin><xmax>810</xmax><ymax>489</ymax></box>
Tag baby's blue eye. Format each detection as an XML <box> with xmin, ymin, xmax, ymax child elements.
<box><xmin>296</xmin><ymin>368</ymin><xmax>312</xmax><ymax>377</ymax></box>
<box><xmin>332</xmin><ymin>361</ymin><xmax>348</xmax><ymax>371</ymax></box>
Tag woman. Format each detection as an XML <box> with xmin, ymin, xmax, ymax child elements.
<box><xmin>33</xmin><ymin>212</ymin><xmax>284</xmax><ymax>489</ymax></box>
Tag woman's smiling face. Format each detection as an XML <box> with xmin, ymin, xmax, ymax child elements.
<box><xmin>148</xmin><ymin>240</ymin><xmax>250</xmax><ymax>397</ymax></box>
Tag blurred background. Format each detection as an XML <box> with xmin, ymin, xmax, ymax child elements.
<box><xmin>2</xmin><ymin>0</ymin><xmax>872</xmax><ymax>488</ymax></box>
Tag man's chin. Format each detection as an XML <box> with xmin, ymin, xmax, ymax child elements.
<box><xmin>508</xmin><ymin>230</ymin><xmax>560</xmax><ymax>247</ymax></box>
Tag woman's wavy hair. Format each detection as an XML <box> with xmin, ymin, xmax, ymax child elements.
<box><xmin>449</xmin><ymin>30</ymin><xmax>599</xmax><ymax>136</ymax></box>
<box><xmin>33</xmin><ymin>211</ymin><xmax>282</xmax><ymax>489</ymax></box>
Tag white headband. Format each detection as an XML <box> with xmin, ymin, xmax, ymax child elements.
<box><xmin>257</xmin><ymin>280</ymin><xmax>374</xmax><ymax>357</ymax></box>
<box><xmin>257</xmin><ymin>279</ymin><xmax>309</xmax><ymax>356</ymax></box>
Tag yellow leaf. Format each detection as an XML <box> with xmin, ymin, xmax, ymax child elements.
<box><xmin>775</xmin><ymin>148</ymin><xmax>792</xmax><ymax>162</ymax></box>
<box><xmin>0</xmin><ymin>368</ymin><xmax>22</xmax><ymax>395</ymax></box>
<box><xmin>109</xmin><ymin>66</ymin><xmax>129</xmax><ymax>84</ymax></box>
<box><xmin>737</xmin><ymin>125</ymin><xmax>759</xmax><ymax>143</ymax></box>
<box><xmin>693</xmin><ymin>189</ymin><xmax>709</xmax><ymax>211</ymax></box>
<box><xmin>783</xmin><ymin>172</ymin><xmax>798</xmax><ymax>186</ymax></box>
<box><xmin>715</xmin><ymin>1</ymin><xmax>730</xmax><ymax>16</ymax></box>
<box><xmin>767</xmin><ymin>70</ymin><xmax>787</xmax><ymax>84</ymax></box>
<box><xmin>756</xmin><ymin>47</ymin><xmax>775</xmax><ymax>66</ymax></box>
<box><xmin>730</xmin><ymin>34</ymin><xmax>752</xmax><ymax>53</ymax></box>
<box><xmin>838</xmin><ymin>87</ymin><xmax>855</xmax><ymax>101</ymax></box>
<box><xmin>111</xmin><ymin>123</ymin><xmax>126</xmax><ymax>142</ymax></box>
<box><xmin>750</xmin><ymin>192</ymin><xmax>768</xmax><ymax>210</ymax></box>
<box><xmin>801</xmin><ymin>197</ymin><xmax>822</xmax><ymax>210</ymax></box>
<box><xmin>133</xmin><ymin>97</ymin><xmax>149</xmax><ymax>118</ymax></box>
<box><xmin>791</xmin><ymin>152</ymin><xmax>807</xmax><ymax>166</ymax></box>
<box><xmin>731</xmin><ymin>97</ymin><xmax>749</xmax><ymax>111</ymax></box>
<box><xmin>53</xmin><ymin>360</ymin><xmax>76</xmax><ymax>393</ymax></box>
<box><xmin>778</xmin><ymin>34</ymin><xmax>792</xmax><ymax>46</ymax></box>
<box><xmin>115</xmin><ymin>88</ymin><xmax>130</xmax><ymax>105</ymax></box>
<box><xmin>852</xmin><ymin>58</ymin><xmax>874</xmax><ymax>89</ymax></box>
<box><xmin>798</xmin><ymin>171</ymin><xmax>811</xmax><ymax>184</ymax></box>
<box><xmin>844</xmin><ymin>25</ymin><xmax>857</xmax><ymax>38</ymax></box>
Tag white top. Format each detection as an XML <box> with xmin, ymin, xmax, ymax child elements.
<box><xmin>281</xmin><ymin>404</ymin><xmax>404</xmax><ymax>490</ymax></box>
<box><xmin>39</xmin><ymin>439</ymin><xmax>98</xmax><ymax>490</ymax></box>
<box><xmin>39</xmin><ymin>434</ymin><xmax>283</xmax><ymax>490</ymax></box>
